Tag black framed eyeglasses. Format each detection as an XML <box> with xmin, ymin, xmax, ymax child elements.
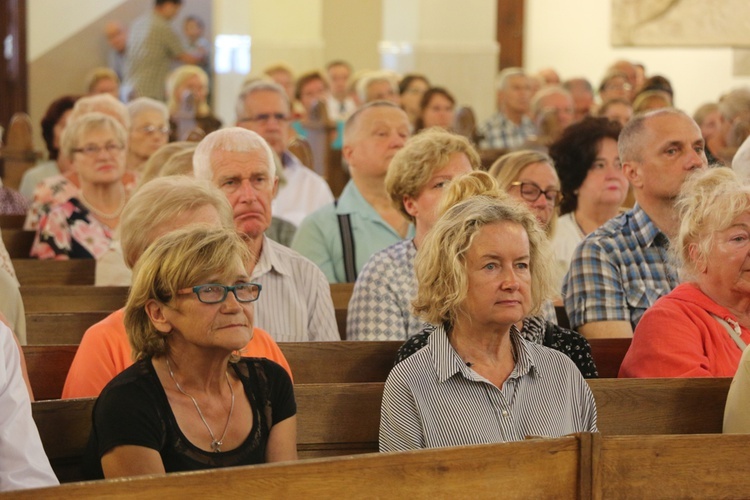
<box><xmin>178</xmin><ymin>282</ymin><xmax>262</xmax><ymax>304</ymax></box>
<box><xmin>72</xmin><ymin>143</ymin><xmax>124</xmax><ymax>157</ymax></box>
<box><xmin>239</xmin><ymin>113</ymin><xmax>289</xmax><ymax>124</ymax></box>
<box><xmin>510</xmin><ymin>181</ymin><xmax>561</xmax><ymax>205</ymax></box>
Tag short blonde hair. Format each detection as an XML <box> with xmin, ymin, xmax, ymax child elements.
<box><xmin>674</xmin><ymin>167</ymin><xmax>750</xmax><ymax>281</ymax></box>
<box><xmin>412</xmin><ymin>194</ymin><xmax>555</xmax><ymax>325</ymax></box>
<box><xmin>84</xmin><ymin>67</ymin><xmax>120</xmax><ymax>94</ymax></box>
<box><xmin>60</xmin><ymin>112</ymin><xmax>127</xmax><ymax>160</ymax></box>
<box><xmin>120</xmin><ymin>176</ymin><xmax>234</xmax><ymax>269</ymax></box>
<box><xmin>385</xmin><ymin>128</ymin><xmax>480</xmax><ymax>222</ymax></box>
<box><xmin>166</xmin><ymin>64</ymin><xmax>210</xmax><ymax>116</ymax></box>
<box><xmin>159</xmin><ymin>147</ymin><xmax>197</xmax><ymax>178</ymax></box>
<box><xmin>69</xmin><ymin>93</ymin><xmax>130</xmax><ymax>129</ymax></box>
<box><xmin>125</xmin><ymin>225</ymin><xmax>253</xmax><ymax>360</ymax></box>
<box><xmin>436</xmin><ymin>170</ymin><xmax>510</xmax><ymax>216</ymax></box>
<box><xmin>488</xmin><ymin>150</ymin><xmax>559</xmax><ymax>236</ymax></box>
<box><xmin>138</xmin><ymin>141</ymin><xmax>195</xmax><ymax>188</ymax></box>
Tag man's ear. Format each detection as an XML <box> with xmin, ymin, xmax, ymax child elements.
<box><xmin>403</xmin><ymin>195</ymin><xmax>418</xmax><ymax>219</ymax></box>
<box><xmin>272</xmin><ymin>175</ymin><xmax>280</xmax><ymax>197</ymax></box>
<box><xmin>145</xmin><ymin>299</ymin><xmax>173</xmax><ymax>334</ymax></box>
<box><xmin>622</xmin><ymin>160</ymin><xmax>643</xmax><ymax>189</ymax></box>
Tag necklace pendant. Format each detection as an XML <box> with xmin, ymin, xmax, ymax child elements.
<box><xmin>211</xmin><ymin>440</ymin><xmax>222</xmax><ymax>453</ymax></box>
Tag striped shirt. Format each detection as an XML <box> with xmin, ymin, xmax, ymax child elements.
<box><xmin>562</xmin><ymin>204</ymin><xmax>679</xmax><ymax>330</ymax></box>
<box><xmin>379</xmin><ymin>324</ymin><xmax>598</xmax><ymax>452</ymax></box>
<box><xmin>251</xmin><ymin>237</ymin><xmax>339</xmax><ymax>342</ymax></box>
<box><xmin>478</xmin><ymin>112</ymin><xmax>537</xmax><ymax>150</ymax></box>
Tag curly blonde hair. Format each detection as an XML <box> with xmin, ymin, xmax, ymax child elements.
<box><xmin>125</xmin><ymin>225</ymin><xmax>253</xmax><ymax>360</ymax></box>
<box><xmin>412</xmin><ymin>190</ymin><xmax>556</xmax><ymax>325</ymax></box>
<box><xmin>385</xmin><ymin>128</ymin><xmax>480</xmax><ymax>222</ymax></box>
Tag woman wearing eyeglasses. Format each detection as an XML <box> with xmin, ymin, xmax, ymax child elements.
<box><xmin>84</xmin><ymin>225</ymin><xmax>297</xmax><ymax>478</ymax></box>
<box><xmin>548</xmin><ymin>117</ymin><xmax>627</xmax><ymax>292</ymax></box>
<box><xmin>30</xmin><ymin>112</ymin><xmax>128</xmax><ymax>260</ymax></box>
<box><xmin>489</xmin><ymin>151</ymin><xmax>563</xmax><ymax>315</ymax></box>
<box><xmin>126</xmin><ymin>98</ymin><xmax>171</xmax><ymax>173</ymax></box>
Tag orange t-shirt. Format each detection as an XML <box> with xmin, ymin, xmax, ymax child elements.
<box><xmin>62</xmin><ymin>308</ymin><xmax>293</xmax><ymax>399</ymax></box>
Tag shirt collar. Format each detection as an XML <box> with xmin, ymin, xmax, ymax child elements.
<box><xmin>629</xmin><ymin>203</ymin><xmax>669</xmax><ymax>249</ymax></box>
<box><xmin>251</xmin><ymin>236</ymin><xmax>292</xmax><ymax>279</ymax></box>
<box><xmin>430</xmin><ymin>323</ymin><xmax>538</xmax><ymax>384</ymax></box>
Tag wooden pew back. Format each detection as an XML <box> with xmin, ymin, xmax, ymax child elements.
<box><xmin>26</xmin><ymin>312</ymin><xmax>109</xmax><ymax>345</ymax></box>
<box><xmin>3</xmin><ymin>229</ymin><xmax>35</xmax><ymax>259</ymax></box>
<box><xmin>13</xmin><ymin>259</ymin><xmax>96</xmax><ymax>285</ymax></box>
<box><xmin>23</xmin><ymin>345</ymin><xmax>78</xmax><ymax>400</ymax></box>
<box><xmin>21</xmin><ymin>285</ymin><xmax>127</xmax><ymax>313</ymax></box>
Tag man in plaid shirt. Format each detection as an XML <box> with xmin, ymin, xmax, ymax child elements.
<box><xmin>563</xmin><ymin>108</ymin><xmax>708</xmax><ymax>339</ymax></box>
<box><xmin>478</xmin><ymin>68</ymin><xmax>537</xmax><ymax>150</ymax></box>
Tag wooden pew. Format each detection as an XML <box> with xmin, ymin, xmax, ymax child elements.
<box><xmin>23</xmin><ymin>345</ymin><xmax>78</xmax><ymax>400</ymax></box>
<box><xmin>587</xmin><ymin>337</ymin><xmax>630</xmax><ymax>379</ymax></box>
<box><xmin>30</xmin><ymin>378</ymin><xmax>732</xmax><ymax>484</ymax></box>
<box><xmin>26</xmin><ymin>312</ymin><xmax>109</xmax><ymax>344</ymax></box>
<box><xmin>13</xmin><ymin>259</ymin><xmax>96</xmax><ymax>285</ymax></box>
<box><xmin>592</xmin><ymin>433</ymin><xmax>750</xmax><ymax>499</ymax></box>
<box><xmin>0</xmin><ymin>213</ymin><xmax>25</xmax><ymax>229</ymax></box>
<box><xmin>1</xmin><ymin>112</ymin><xmax>41</xmax><ymax>191</ymax></box>
<box><xmin>9</xmin><ymin>434</ymin><xmax>584</xmax><ymax>498</ymax></box>
<box><xmin>21</xmin><ymin>285</ymin><xmax>128</xmax><ymax>313</ymax></box>
<box><xmin>329</xmin><ymin>282</ymin><xmax>352</xmax><ymax>339</ymax></box>
<box><xmin>2</xmin><ymin>229</ymin><xmax>35</xmax><ymax>258</ymax></box>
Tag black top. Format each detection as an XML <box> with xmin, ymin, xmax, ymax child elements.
<box><xmin>83</xmin><ymin>356</ymin><xmax>296</xmax><ymax>479</ymax></box>
<box><xmin>395</xmin><ymin>317</ymin><xmax>599</xmax><ymax>379</ymax></box>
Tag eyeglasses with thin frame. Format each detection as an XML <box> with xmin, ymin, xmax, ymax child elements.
<box><xmin>135</xmin><ymin>124</ymin><xmax>171</xmax><ymax>136</ymax></box>
<box><xmin>509</xmin><ymin>181</ymin><xmax>561</xmax><ymax>205</ymax></box>
<box><xmin>72</xmin><ymin>143</ymin><xmax>125</xmax><ymax>157</ymax></box>
<box><xmin>177</xmin><ymin>282</ymin><xmax>262</xmax><ymax>304</ymax></box>
<box><xmin>239</xmin><ymin>113</ymin><xmax>289</xmax><ymax>125</ymax></box>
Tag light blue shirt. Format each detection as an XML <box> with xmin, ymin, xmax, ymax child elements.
<box><xmin>291</xmin><ymin>180</ymin><xmax>414</xmax><ymax>283</ymax></box>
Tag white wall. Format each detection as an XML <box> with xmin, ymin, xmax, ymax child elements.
<box><xmin>524</xmin><ymin>0</ymin><xmax>750</xmax><ymax>115</ymax></box>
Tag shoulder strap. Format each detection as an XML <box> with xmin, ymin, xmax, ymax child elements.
<box><xmin>710</xmin><ymin>313</ymin><xmax>748</xmax><ymax>351</ymax></box>
<box><xmin>334</xmin><ymin>200</ymin><xmax>357</xmax><ymax>283</ymax></box>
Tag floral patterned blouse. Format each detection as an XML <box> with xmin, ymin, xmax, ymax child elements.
<box><xmin>30</xmin><ymin>198</ymin><xmax>114</xmax><ymax>260</ymax></box>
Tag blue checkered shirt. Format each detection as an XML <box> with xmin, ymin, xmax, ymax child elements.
<box><xmin>478</xmin><ymin>112</ymin><xmax>537</xmax><ymax>150</ymax></box>
<box><xmin>562</xmin><ymin>204</ymin><xmax>679</xmax><ymax>330</ymax></box>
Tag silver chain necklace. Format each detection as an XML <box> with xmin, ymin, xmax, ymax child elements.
<box><xmin>165</xmin><ymin>357</ymin><xmax>235</xmax><ymax>453</ymax></box>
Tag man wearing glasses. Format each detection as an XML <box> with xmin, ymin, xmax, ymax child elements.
<box><xmin>236</xmin><ymin>81</ymin><xmax>333</xmax><ymax>228</ymax></box>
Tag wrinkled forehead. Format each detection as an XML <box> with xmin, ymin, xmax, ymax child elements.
<box><xmin>210</xmin><ymin>148</ymin><xmax>271</xmax><ymax>176</ymax></box>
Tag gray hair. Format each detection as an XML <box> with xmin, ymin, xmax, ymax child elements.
<box><xmin>531</xmin><ymin>85</ymin><xmax>572</xmax><ymax>117</ymax></box>
<box><xmin>343</xmin><ymin>100</ymin><xmax>404</xmax><ymax>146</ymax></box>
<box><xmin>193</xmin><ymin>127</ymin><xmax>276</xmax><ymax>180</ymax></box>
<box><xmin>127</xmin><ymin>97</ymin><xmax>169</xmax><ymax>126</ymax></box>
<box><xmin>495</xmin><ymin>67</ymin><xmax>526</xmax><ymax>91</ymax></box>
<box><xmin>674</xmin><ymin>167</ymin><xmax>750</xmax><ymax>281</ymax></box>
<box><xmin>235</xmin><ymin>80</ymin><xmax>290</xmax><ymax>121</ymax></box>
<box><xmin>356</xmin><ymin>71</ymin><xmax>398</xmax><ymax>104</ymax></box>
<box><xmin>618</xmin><ymin>107</ymin><xmax>690</xmax><ymax>163</ymax></box>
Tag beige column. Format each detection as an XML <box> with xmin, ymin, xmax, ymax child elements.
<box><xmin>380</xmin><ymin>0</ymin><xmax>498</xmax><ymax>122</ymax></box>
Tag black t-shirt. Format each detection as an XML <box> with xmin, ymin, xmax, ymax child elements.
<box><xmin>83</xmin><ymin>356</ymin><xmax>296</xmax><ymax>479</ymax></box>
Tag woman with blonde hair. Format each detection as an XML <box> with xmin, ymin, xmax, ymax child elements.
<box><xmin>379</xmin><ymin>192</ymin><xmax>597</xmax><ymax>452</ymax></box>
<box><xmin>84</xmin><ymin>225</ymin><xmax>297</xmax><ymax>478</ymax></box>
<box><xmin>347</xmin><ymin>129</ymin><xmax>478</xmax><ymax>341</ymax></box>
<box><xmin>166</xmin><ymin>64</ymin><xmax>221</xmax><ymax>140</ymax></box>
<box><xmin>394</xmin><ymin>171</ymin><xmax>597</xmax><ymax>378</ymax></box>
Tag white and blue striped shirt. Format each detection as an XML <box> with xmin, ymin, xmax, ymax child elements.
<box><xmin>379</xmin><ymin>324</ymin><xmax>597</xmax><ymax>452</ymax></box>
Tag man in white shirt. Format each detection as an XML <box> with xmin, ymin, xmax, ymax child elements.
<box><xmin>236</xmin><ymin>81</ymin><xmax>334</xmax><ymax>227</ymax></box>
<box><xmin>193</xmin><ymin>127</ymin><xmax>339</xmax><ymax>342</ymax></box>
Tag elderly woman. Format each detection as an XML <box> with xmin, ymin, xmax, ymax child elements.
<box><xmin>24</xmin><ymin>94</ymin><xmax>134</xmax><ymax>230</ymax></box>
<box><xmin>379</xmin><ymin>194</ymin><xmax>597</xmax><ymax>452</ymax></box>
<box><xmin>414</xmin><ymin>87</ymin><xmax>456</xmax><ymax>133</ymax></box>
<box><xmin>488</xmin><ymin>150</ymin><xmax>561</xmax><ymax>318</ymax></box>
<box><xmin>347</xmin><ymin>129</ymin><xmax>478</xmax><ymax>341</ymax></box>
<box><xmin>83</xmin><ymin>225</ymin><xmax>296</xmax><ymax>478</ymax></box>
<box><xmin>66</xmin><ymin>176</ymin><xmax>292</xmax><ymax>399</ymax></box>
<box><xmin>166</xmin><ymin>65</ymin><xmax>221</xmax><ymax>141</ymax></box>
<box><xmin>620</xmin><ymin>168</ymin><xmax>750</xmax><ymax>378</ymax></box>
<box><xmin>548</xmin><ymin>117</ymin><xmax>628</xmax><ymax>289</ymax></box>
<box><xmin>127</xmin><ymin>97</ymin><xmax>171</xmax><ymax>173</ymax></box>
<box><xmin>30</xmin><ymin>112</ymin><xmax>128</xmax><ymax>260</ymax></box>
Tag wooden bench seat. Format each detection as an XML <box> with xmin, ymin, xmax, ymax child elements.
<box><xmin>13</xmin><ymin>259</ymin><xmax>96</xmax><ymax>285</ymax></box>
<box><xmin>29</xmin><ymin>377</ymin><xmax>733</xmax><ymax>484</ymax></box>
<box><xmin>21</xmin><ymin>285</ymin><xmax>128</xmax><ymax>313</ymax></box>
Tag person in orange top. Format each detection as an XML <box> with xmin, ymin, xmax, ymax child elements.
<box><xmin>62</xmin><ymin>176</ymin><xmax>291</xmax><ymax>399</ymax></box>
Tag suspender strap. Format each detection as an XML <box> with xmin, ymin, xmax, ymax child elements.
<box><xmin>334</xmin><ymin>200</ymin><xmax>357</xmax><ymax>283</ymax></box>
